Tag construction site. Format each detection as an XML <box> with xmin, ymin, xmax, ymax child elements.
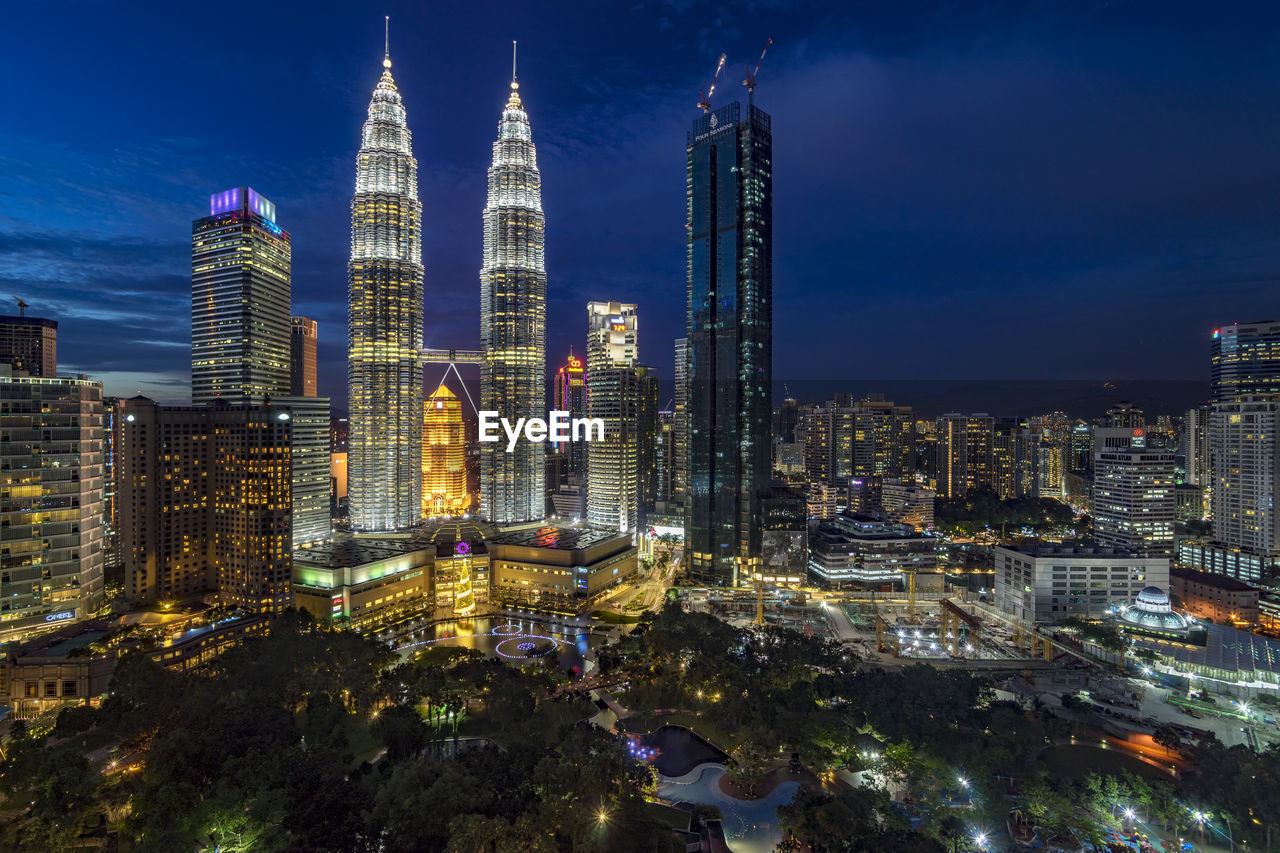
<box><xmin>682</xmin><ymin>566</ymin><xmax>1087</xmax><ymax>671</ymax></box>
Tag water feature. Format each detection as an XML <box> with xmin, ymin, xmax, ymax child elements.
<box><xmin>389</xmin><ymin>615</ymin><xmax>598</xmax><ymax>674</ymax></box>
<box><xmin>657</xmin><ymin>763</ymin><xmax>799</xmax><ymax>853</ymax></box>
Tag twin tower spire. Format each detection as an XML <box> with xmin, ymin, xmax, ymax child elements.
<box><xmin>347</xmin><ymin>20</ymin><xmax>547</xmax><ymax>532</ymax></box>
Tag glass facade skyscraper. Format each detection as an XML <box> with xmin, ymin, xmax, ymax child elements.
<box><xmin>1211</xmin><ymin>322</ymin><xmax>1280</xmax><ymax>403</ymax></box>
<box><xmin>683</xmin><ymin>101</ymin><xmax>773</xmax><ymax>585</ymax></box>
<box><xmin>191</xmin><ymin>187</ymin><xmax>291</xmax><ymax>403</ymax></box>
<box><xmin>480</xmin><ymin>76</ymin><xmax>546</xmax><ymax>524</ymax></box>
<box><xmin>347</xmin><ymin>47</ymin><xmax>424</xmax><ymax>531</ymax></box>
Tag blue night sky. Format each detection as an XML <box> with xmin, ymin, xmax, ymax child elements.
<box><xmin>2</xmin><ymin>1</ymin><xmax>1279</xmax><ymax>407</ymax></box>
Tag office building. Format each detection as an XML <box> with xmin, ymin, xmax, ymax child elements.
<box><xmin>1169</xmin><ymin>566</ymin><xmax>1259</xmax><ymax>624</ymax></box>
<box><xmin>480</xmin><ymin>71</ymin><xmax>547</xmax><ymax>525</ymax></box>
<box><xmin>683</xmin><ymin>99</ymin><xmax>773</xmax><ymax>585</ymax></box>
<box><xmin>347</xmin><ymin>45</ymin><xmax>424</xmax><ymax>531</ymax></box>
<box><xmin>995</xmin><ymin>542</ymin><xmax>1168</xmax><ymax>625</ymax></box>
<box><xmin>552</xmin><ymin>350</ymin><xmax>587</xmax><ymax>485</ymax></box>
<box><xmin>290</xmin><ymin>316</ymin><xmax>318</xmax><ymax>397</ymax></box>
<box><xmin>1181</xmin><ymin>407</ymin><xmax>1211</xmax><ymax>488</ymax></box>
<box><xmin>422</xmin><ymin>384</ymin><xmax>469</xmax><ymax>517</ymax></box>
<box><xmin>273</xmin><ymin>396</ymin><xmax>332</xmax><ymax>547</ymax></box>
<box><xmin>808</xmin><ymin>513</ymin><xmax>939</xmax><ymax>589</ymax></box>
<box><xmin>935</xmin><ymin>413</ymin><xmax>995</xmax><ymax>498</ymax></box>
<box><xmin>192</xmin><ymin>187</ymin><xmax>291</xmax><ymax>403</ymax></box>
<box><xmin>673</xmin><ymin>337</ymin><xmax>688</xmax><ymax>504</ymax></box>
<box><xmin>1092</xmin><ymin>427</ymin><xmax>1176</xmax><ymax>557</ymax></box>
<box><xmin>118</xmin><ymin>397</ymin><xmax>293</xmax><ymax>614</ymax></box>
<box><xmin>1068</xmin><ymin>421</ymin><xmax>1092</xmax><ymax>474</ymax></box>
<box><xmin>0</xmin><ymin>369</ymin><xmax>105</xmax><ymax>642</ymax></box>
<box><xmin>102</xmin><ymin>396</ymin><xmax>121</xmax><ymax>579</ymax></box>
<box><xmin>1211</xmin><ymin>322</ymin><xmax>1280</xmax><ymax>403</ymax></box>
<box><xmin>0</xmin><ymin>315</ymin><xmax>57</xmax><ymax>377</ymax></box>
<box><xmin>586</xmin><ymin>302</ymin><xmax>657</xmax><ymax>535</ymax></box>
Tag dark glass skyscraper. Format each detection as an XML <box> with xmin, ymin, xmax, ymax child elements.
<box><xmin>683</xmin><ymin>101</ymin><xmax>773</xmax><ymax>585</ymax></box>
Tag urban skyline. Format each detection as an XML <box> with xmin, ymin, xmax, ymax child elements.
<box><xmin>6</xmin><ymin>9</ymin><xmax>1280</xmax><ymax>853</ymax></box>
<box><xmin>5</xmin><ymin>4</ymin><xmax>1278</xmax><ymax>406</ymax></box>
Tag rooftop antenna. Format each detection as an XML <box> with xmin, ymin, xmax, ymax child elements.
<box><xmin>512</xmin><ymin>40</ymin><xmax>517</xmax><ymax>84</ymax></box>
<box><xmin>743</xmin><ymin>37</ymin><xmax>773</xmax><ymax>105</ymax></box>
<box><xmin>383</xmin><ymin>16</ymin><xmax>391</xmax><ymax>69</ymax></box>
<box><xmin>12</xmin><ymin>297</ymin><xmax>27</xmax><ymax>318</ymax></box>
<box><xmin>697</xmin><ymin>53</ymin><xmax>727</xmax><ymax>113</ymax></box>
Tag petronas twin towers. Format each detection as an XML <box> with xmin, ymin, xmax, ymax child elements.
<box><xmin>347</xmin><ymin>35</ymin><xmax>545</xmax><ymax>531</ymax></box>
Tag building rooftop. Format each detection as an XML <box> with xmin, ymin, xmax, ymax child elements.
<box><xmin>999</xmin><ymin>540</ymin><xmax>1146</xmax><ymax>559</ymax></box>
<box><xmin>1170</xmin><ymin>565</ymin><xmax>1257</xmax><ymax>592</ymax></box>
<box><xmin>294</xmin><ymin>537</ymin><xmax>429</xmax><ymax>569</ymax></box>
<box><xmin>487</xmin><ymin>525</ymin><xmax>626</xmax><ymax>551</ymax></box>
<box><xmin>1133</xmin><ymin>621</ymin><xmax>1280</xmax><ymax>676</ymax></box>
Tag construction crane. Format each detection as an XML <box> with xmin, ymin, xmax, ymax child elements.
<box><xmin>903</xmin><ymin>566</ymin><xmax>919</xmax><ymax>623</ymax></box>
<box><xmin>742</xmin><ymin>38</ymin><xmax>773</xmax><ymax>101</ymax></box>
<box><xmin>12</xmin><ymin>297</ymin><xmax>27</xmax><ymax>318</ymax></box>
<box><xmin>697</xmin><ymin>53</ymin><xmax>727</xmax><ymax>113</ymax></box>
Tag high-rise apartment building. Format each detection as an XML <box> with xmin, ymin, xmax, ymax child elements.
<box><xmin>422</xmin><ymin>384</ymin><xmax>469</xmax><ymax>517</ymax></box>
<box><xmin>1197</xmin><ymin>323</ymin><xmax>1280</xmax><ymax>582</ymax></box>
<box><xmin>480</xmin><ymin>72</ymin><xmax>546</xmax><ymax>525</ymax></box>
<box><xmin>1106</xmin><ymin>401</ymin><xmax>1145</xmax><ymax>429</ymax></box>
<box><xmin>0</xmin><ymin>369</ymin><xmax>104</xmax><ymax>642</ymax></box>
<box><xmin>347</xmin><ymin>46</ymin><xmax>424</xmax><ymax>532</ymax></box>
<box><xmin>192</xmin><ymin>187</ymin><xmax>291</xmax><ymax>403</ymax></box>
<box><xmin>118</xmin><ymin>397</ymin><xmax>293</xmax><ymax>613</ymax></box>
<box><xmin>290</xmin><ymin>316</ymin><xmax>318</xmax><ymax>397</ymax></box>
<box><xmin>1093</xmin><ymin>427</ymin><xmax>1176</xmax><ymax>557</ymax></box>
<box><xmin>552</xmin><ymin>350</ymin><xmax>587</xmax><ymax>485</ymax></box>
<box><xmin>683</xmin><ymin>99</ymin><xmax>773</xmax><ymax>584</ymax></box>
<box><xmin>0</xmin><ymin>316</ymin><xmax>57</xmax><ymax>377</ymax></box>
<box><xmin>934</xmin><ymin>413</ymin><xmax>995</xmax><ymax>499</ymax></box>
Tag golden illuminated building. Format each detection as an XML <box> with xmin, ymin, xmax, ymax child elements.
<box><xmin>422</xmin><ymin>384</ymin><xmax>469</xmax><ymax>517</ymax></box>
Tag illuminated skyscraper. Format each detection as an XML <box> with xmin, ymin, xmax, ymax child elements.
<box><xmin>553</xmin><ymin>350</ymin><xmax>587</xmax><ymax>485</ymax></box>
<box><xmin>1093</xmin><ymin>427</ymin><xmax>1175</xmax><ymax>557</ymax></box>
<box><xmin>480</xmin><ymin>62</ymin><xmax>546</xmax><ymax>524</ymax></box>
<box><xmin>290</xmin><ymin>316</ymin><xmax>318</xmax><ymax>397</ymax></box>
<box><xmin>586</xmin><ymin>302</ymin><xmax>657</xmax><ymax>535</ymax></box>
<box><xmin>422</xmin><ymin>384</ymin><xmax>469</xmax><ymax>517</ymax></box>
<box><xmin>684</xmin><ymin>100</ymin><xmax>774</xmax><ymax>585</ymax></box>
<box><xmin>347</xmin><ymin>38</ymin><xmax>424</xmax><ymax>531</ymax></box>
<box><xmin>191</xmin><ymin>187</ymin><xmax>291</xmax><ymax>403</ymax></box>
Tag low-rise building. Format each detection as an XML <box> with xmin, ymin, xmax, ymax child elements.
<box><xmin>995</xmin><ymin>541</ymin><xmax>1168</xmax><ymax>625</ymax></box>
<box><xmin>488</xmin><ymin>526</ymin><xmax>636</xmax><ymax>614</ymax></box>
<box><xmin>808</xmin><ymin>513</ymin><xmax>939</xmax><ymax>589</ymax></box>
<box><xmin>1169</xmin><ymin>566</ymin><xmax>1259</xmax><ymax>625</ymax></box>
<box><xmin>292</xmin><ymin>538</ymin><xmax>434</xmax><ymax>630</ymax></box>
<box><xmin>880</xmin><ymin>478</ymin><xmax>936</xmax><ymax>530</ymax></box>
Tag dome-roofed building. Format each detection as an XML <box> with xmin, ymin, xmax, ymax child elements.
<box><xmin>1118</xmin><ymin>586</ymin><xmax>1205</xmax><ymax>643</ymax></box>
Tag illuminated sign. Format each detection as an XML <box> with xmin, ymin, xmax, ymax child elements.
<box><xmin>44</xmin><ymin>610</ymin><xmax>74</xmax><ymax>623</ymax></box>
<box><xmin>566</xmin><ymin>357</ymin><xmax>582</xmax><ymax>371</ymax></box>
<box><xmin>455</xmin><ymin>541</ymin><xmax>471</xmax><ymax>556</ymax></box>
<box><xmin>611</xmin><ymin>322</ymin><xmax>627</xmax><ymax>332</ymax></box>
